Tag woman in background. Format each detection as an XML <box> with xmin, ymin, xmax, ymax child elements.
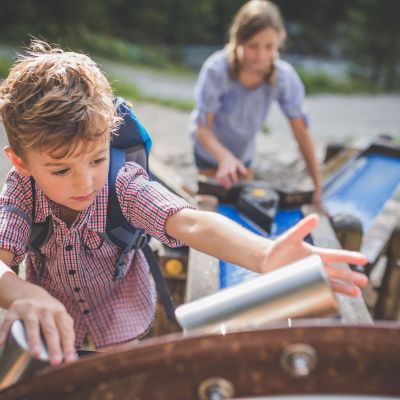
<box><xmin>190</xmin><ymin>0</ymin><xmax>322</xmax><ymax>204</ymax></box>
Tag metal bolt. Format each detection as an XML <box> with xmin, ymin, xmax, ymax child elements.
<box><xmin>198</xmin><ymin>377</ymin><xmax>234</xmax><ymax>400</ymax></box>
<box><xmin>280</xmin><ymin>343</ymin><xmax>318</xmax><ymax>378</ymax></box>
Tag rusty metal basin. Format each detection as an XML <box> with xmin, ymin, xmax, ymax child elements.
<box><xmin>0</xmin><ymin>321</ymin><xmax>399</xmax><ymax>399</ymax></box>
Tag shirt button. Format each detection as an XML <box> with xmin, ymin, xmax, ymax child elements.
<box><xmin>68</xmin><ymin>270</ymin><xmax>76</xmax><ymax>275</ymax></box>
<box><xmin>65</xmin><ymin>244</ymin><xmax>73</xmax><ymax>251</ymax></box>
<box><xmin>83</xmin><ymin>310</ymin><xmax>90</xmax><ymax>315</ymax></box>
<box><xmin>74</xmin><ymin>287</ymin><xmax>80</xmax><ymax>292</ymax></box>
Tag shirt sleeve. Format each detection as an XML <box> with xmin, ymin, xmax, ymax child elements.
<box><xmin>194</xmin><ymin>52</ymin><xmax>226</xmax><ymax>125</ymax></box>
<box><xmin>116</xmin><ymin>163</ymin><xmax>196</xmax><ymax>247</ymax></box>
<box><xmin>276</xmin><ymin>63</ymin><xmax>310</xmax><ymax>126</ymax></box>
<box><xmin>0</xmin><ymin>169</ymin><xmax>32</xmax><ymax>267</ymax></box>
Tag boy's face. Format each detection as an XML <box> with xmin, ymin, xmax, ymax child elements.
<box><xmin>8</xmin><ymin>137</ymin><xmax>110</xmax><ymax>212</ymax></box>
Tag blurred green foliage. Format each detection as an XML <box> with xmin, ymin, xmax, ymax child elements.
<box><xmin>0</xmin><ymin>0</ymin><xmax>398</xmax><ymax>91</ymax></box>
<box><xmin>297</xmin><ymin>68</ymin><xmax>383</xmax><ymax>95</ymax></box>
<box><xmin>0</xmin><ymin>58</ymin><xmax>12</xmax><ymax>78</ymax></box>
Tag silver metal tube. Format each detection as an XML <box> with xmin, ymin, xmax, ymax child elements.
<box><xmin>0</xmin><ymin>320</ymin><xmax>49</xmax><ymax>390</ymax></box>
<box><xmin>175</xmin><ymin>255</ymin><xmax>338</xmax><ymax>334</ymax></box>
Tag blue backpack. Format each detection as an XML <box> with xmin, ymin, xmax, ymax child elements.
<box><xmin>28</xmin><ymin>97</ymin><xmax>176</xmax><ymax>320</ymax></box>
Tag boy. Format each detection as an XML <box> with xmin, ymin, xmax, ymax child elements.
<box><xmin>0</xmin><ymin>41</ymin><xmax>368</xmax><ymax>366</ymax></box>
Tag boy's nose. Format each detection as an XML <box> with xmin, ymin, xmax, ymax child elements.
<box><xmin>74</xmin><ymin>171</ymin><xmax>92</xmax><ymax>192</ymax></box>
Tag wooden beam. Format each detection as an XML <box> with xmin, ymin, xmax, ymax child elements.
<box><xmin>302</xmin><ymin>205</ymin><xmax>373</xmax><ymax>324</ymax></box>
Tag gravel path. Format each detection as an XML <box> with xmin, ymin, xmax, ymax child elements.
<box><xmin>99</xmin><ymin>59</ymin><xmax>400</xmax><ymax>188</ymax></box>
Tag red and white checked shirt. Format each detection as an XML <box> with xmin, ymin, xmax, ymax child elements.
<box><xmin>0</xmin><ymin>162</ymin><xmax>194</xmax><ymax>349</ymax></box>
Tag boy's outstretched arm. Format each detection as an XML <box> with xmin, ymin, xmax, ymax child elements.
<box><xmin>165</xmin><ymin>210</ymin><xmax>368</xmax><ymax>297</ymax></box>
<box><xmin>0</xmin><ymin>250</ymin><xmax>75</xmax><ymax>365</ymax></box>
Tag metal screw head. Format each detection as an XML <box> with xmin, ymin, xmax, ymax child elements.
<box><xmin>280</xmin><ymin>343</ymin><xmax>318</xmax><ymax>378</ymax></box>
<box><xmin>197</xmin><ymin>377</ymin><xmax>235</xmax><ymax>400</ymax></box>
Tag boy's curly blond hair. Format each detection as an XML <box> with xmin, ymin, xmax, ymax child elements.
<box><xmin>0</xmin><ymin>40</ymin><xmax>121</xmax><ymax>159</ymax></box>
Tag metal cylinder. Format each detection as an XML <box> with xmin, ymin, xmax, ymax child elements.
<box><xmin>175</xmin><ymin>255</ymin><xmax>338</xmax><ymax>333</ymax></box>
<box><xmin>0</xmin><ymin>320</ymin><xmax>49</xmax><ymax>390</ymax></box>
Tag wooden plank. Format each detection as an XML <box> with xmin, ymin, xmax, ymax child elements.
<box><xmin>361</xmin><ymin>185</ymin><xmax>400</xmax><ymax>272</ymax></box>
<box><xmin>322</xmin><ymin>147</ymin><xmax>359</xmax><ymax>179</ymax></box>
<box><xmin>302</xmin><ymin>205</ymin><xmax>373</xmax><ymax>324</ymax></box>
<box><xmin>185</xmin><ymin>194</ymin><xmax>220</xmax><ymax>302</ymax></box>
<box><xmin>185</xmin><ymin>249</ymin><xmax>219</xmax><ymax>302</ymax></box>
<box><xmin>374</xmin><ymin>225</ymin><xmax>400</xmax><ymax>319</ymax></box>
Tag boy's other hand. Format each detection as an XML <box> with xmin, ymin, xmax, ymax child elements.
<box><xmin>0</xmin><ymin>291</ymin><xmax>76</xmax><ymax>366</ymax></box>
<box><xmin>262</xmin><ymin>213</ymin><xmax>369</xmax><ymax>297</ymax></box>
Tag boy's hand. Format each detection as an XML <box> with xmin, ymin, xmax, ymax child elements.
<box><xmin>262</xmin><ymin>214</ymin><xmax>369</xmax><ymax>297</ymax></box>
<box><xmin>0</xmin><ymin>291</ymin><xmax>76</xmax><ymax>366</ymax></box>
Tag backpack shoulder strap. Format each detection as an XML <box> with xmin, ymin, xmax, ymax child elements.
<box><xmin>106</xmin><ymin>147</ymin><xmax>176</xmax><ymax>321</ymax></box>
<box><xmin>106</xmin><ymin>99</ymin><xmax>176</xmax><ymax>320</ymax></box>
<box><xmin>28</xmin><ymin>177</ymin><xmax>53</xmax><ymax>255</ymax></box>
<box><xmin>106</xmin><ymin>145</ymin><xmax>149</xmax><ymax>279</ymax></box>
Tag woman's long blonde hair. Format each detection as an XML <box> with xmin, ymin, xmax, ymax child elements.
<box><xmin>226</xmin><ymin>0</ymin><xmax>286</xmax><ymax>84</ymax></box>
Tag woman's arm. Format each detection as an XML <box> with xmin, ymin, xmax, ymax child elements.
<box><xmin>166</xmin><ymin>209</ymin><xmax>368</xmax><ymax>296</ymax></box>
<box><xmin>289</xmin><ymin>117</ymin><xmax>323</xmax><ymax>205</ymax></box>
<box><xmin>197</xmin><ymin>112</ymin><xmax>249</xmax><ymax>188</ymax></box>
<box><xmin>0</xmin><ymin>249</ymin><xmax>75</xmax><ymax>365</ymax></box>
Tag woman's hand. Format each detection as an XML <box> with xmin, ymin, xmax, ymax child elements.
<box><xmin>216</xmin><ymin>155</ymin><xmax>250</xmax><ymax>189</ymax></box>
<box><xmin>261</xmin><ymin>214</ymin><xmax>368</xmax><ymax>297</ymax></box>
<box><xmin>0</xmin><ymin>288</ymin><xmax>76</xmax><ymax>366</ymax></box>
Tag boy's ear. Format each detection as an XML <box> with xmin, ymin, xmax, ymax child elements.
<box><xmin>4</xmin><ymin>147</ymin><xmax>32</xmax><ymax>176</ymax></box>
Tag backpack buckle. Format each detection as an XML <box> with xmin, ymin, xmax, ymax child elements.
<box><xmin>134</xmin><ymin>232</ymin><xmax>149</xmax><ymax>249</ymax></box>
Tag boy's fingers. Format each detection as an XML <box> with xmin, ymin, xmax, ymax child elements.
<box><xmin>57</xmin><ymin>314</ymin><xmax>76</xmax><ymax>363</ymax></box>
<box><xmin>0</xmin><ymin>312</ymin><xmax>16</xmax><ymax>345</ymax></box>
<box><xmin>285</xmin><ymin>214</ymin><xmax>319</xmax><ymax>243</ymax></box>
<box><xmin>40</xmin><ymin>312</ymin><xmax>63</xmax><ymax>366</ymax></box>
<box><xmin>24</xmin><ymin>316</ymin><xmax>42</xmax><ymax>358</ymax></box>
<box><xmin>325</xmin><ymin>265</ymin><xmax>368</xmax><ymax>287</ymax></box>
<box><xmin>318</xmin><ymin>248</ymin><xmax>368</xmax><ymax>266</ymax></box>
<box><xmin>330</xmin><ymin>278</ymin><xmax>361</xmax><ymax>297</ymax></box>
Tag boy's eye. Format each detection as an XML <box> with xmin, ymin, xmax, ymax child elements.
<box><xmin>93</xmin><ymin>157</ymin><xmax>107</xmax><ymax>165</ymax></box>
<box><xmin>52</xmin><ymin>168</ymin><xmax>69</xmax><ymax>176</ymax></box>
